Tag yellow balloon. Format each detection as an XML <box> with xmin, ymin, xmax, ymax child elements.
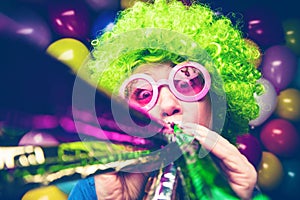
<box><xmin>22</xmin><ymin>186</ymin><xmax>68</xmax><ymax>200</ymax></box>
<box><xmin>275</xmin><ymin>88</ymin><xmax>300</xmax><ymax>121</ymax></box>
<box><xmin>257</xmin><ymin>151</ymin><xmax>283</xmax><ymax>191</ymax></box>
<box><xmin>121</xmin><ymin>0</ymin><xmax>148</xmax><ymax>9</ymax></box>
<box><xmin>46</xmin><ymin>38</ymin><xmax>90</xmax><ymax>73</ymax></box>
<box><xmin>244</xmin><ymin>39</ymin><xmax>262</xmax><ymax>68</ymax></box>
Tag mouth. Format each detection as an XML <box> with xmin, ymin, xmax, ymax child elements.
<box><xmin>161</xmin><ymin>120</ymin><xmax>182</xmax><ymax>135</ymax></box>
<box><xmin>164</xmin><ymin>120</ymin><xmax>182</xmax><ymax>127</ymax></box>
<box><xmin>160</xmin><ymin>121</ymin><xmax>196</xmax><ymax>145</ymax></box>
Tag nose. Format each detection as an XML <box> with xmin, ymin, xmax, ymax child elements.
<box><xmin>156</xmin><ymin>87</ymin><xmax>182</xmax><ymax>117</ymax></box>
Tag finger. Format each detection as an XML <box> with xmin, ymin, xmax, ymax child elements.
<box><xmin>219</xmin><ymin>162</ymin><xmax>251</xmax><ymax>184</ymax></box>
<box><xmin>181</xmin><ymin>123</ymin><xmax>245</xmax><ymax>164</ymax></box>
<box><xmin>179</xmin><ymin>123</ymin><xmax>218</xmax><ymax>150</ymax></box>
<box><xmin>229</xmin><ymin>183</ymin><xmax>254</xmax><ymax>200</ymax></box>
<box><xmin>219</xmin><ymin>163</ymin><xmax>256</xmax><ymax>200</ymax></box>
<box><xmin>181</xmin><ymin>125</ymin><xmax>231</xmax><ymax>159</ymax></box>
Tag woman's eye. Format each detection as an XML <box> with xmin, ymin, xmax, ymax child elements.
<box><xmin>136</xmin><ymin>90</ymin><xmax>152</xmax><ymax>100</ymax></box>
<box><xmin>129</xmin><ymin>89</ymin><xmax>153</xmax><ymax>106</ymax></box>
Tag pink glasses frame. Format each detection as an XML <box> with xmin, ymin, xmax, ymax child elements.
<box><xmin>119</xmin><ymin>61</ymin><xmax>211</xmax><ymax>110</ymax></box>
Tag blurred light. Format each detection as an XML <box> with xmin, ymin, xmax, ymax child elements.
<box><xmin>62</xmin><ymin>10</ymin><xmax>75</xmax><ymax>16</ymax></box>
<box><xmin>59</xmin><ymin>50</ymin><xmax>74</xmax><ymax>60</ymax></box>
<box><xmin>256</xmin><ymin>29</ymin><xmax>263</xmax><ymax>35</ymax></box>
<box><xmin>273</xmin><ymin>128</ymin><xmax>282</xmax><ymax>135</ymax></box>
<box><xmin>19</xmin><ymin>155</ymin><xmax>29</xmax><ymax>167</ymax></box>
<box><xmin>272</xmin><ymin>60</ymin><xmax>282</xmax><ymax>67</ymax></box>
<box><xmin>17</xmin><ymin>28</ymin><xmax>33</xmax><ymax>35</ymax></box>
<box><xmin>55</xmin><ymin>19</ymin><xmax>63</xmax><ymax>26</ymax></box>
<box><xmin>286</xmin><ymin>30</ymin><xmax>294</xmax><ymax>35</ymax></box>
<box><xmin>288</xmin><ymin>171</ymin><xmax>295</xmax><ymax>177</ymax></box>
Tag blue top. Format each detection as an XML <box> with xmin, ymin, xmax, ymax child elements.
<box><xmin>68</xmin><ymin>175</ymin><xmax>264</xmax><ymax>200</ymax></box>
<box><xmin>68</xmin><ymin>177</ymin><xmax>97</xmax><ymax>200</ymax></box>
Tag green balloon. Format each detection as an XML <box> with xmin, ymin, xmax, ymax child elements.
<box><xmin>283</xmin><ymin>18</ymin><xmax>300</xmax><ymax>56</ymax></box>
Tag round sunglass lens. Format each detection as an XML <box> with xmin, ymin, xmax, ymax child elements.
<box><xmin>173</xmin><ymin>66</ymin><xmax>205</xmax><ymax>97</ymax></box>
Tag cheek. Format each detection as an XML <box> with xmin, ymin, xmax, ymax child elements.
<box><xmin>197</xmin><ymin>101</ymin><xmax>212</xmax><ymax>128</ymax></box>
<box><xmin>181</xmin><ymin>99</ymin><xmax>212</xmax><ymax>127</ymax></box>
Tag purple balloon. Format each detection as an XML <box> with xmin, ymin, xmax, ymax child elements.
<box><xmin>262</xmin><ymin>45</ymin><xmax>297</xmax><ymax>92</ymax></box>
<box><xmin>0</xmin><ymin>10</ymin><xmax>52</xmax><ymax>49</ymax></box>
<box><xmin>19</xmin><ymin>131</ymin><xmax>59</xmax><ymax>146</ymax></box>
<box><xmin>236</xmin><ymin>134</ymin><xmax>263</xmax><ymax>168</ymax></box>
<box><xmin>48</xmin><ymin>1</ymin><xmax>90</xmax><ymax>39</ymax></box>
<box><xmin>0</xmin><ymin>13</ymin><xmax>18</xmax><ymax>34</ymax></box>
<box><xmin>243</xmin><ymin>6</ymin><xmax>285</xmax><ymax>49</ymax></box>
<box><xmin>85</xmin><ymin>0</ymin><xmax>120</xmax><ymax>11</ymax></box>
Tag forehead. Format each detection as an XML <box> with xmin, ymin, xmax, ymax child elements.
<box><xmin>133</xmin><ymin>63</ymin><xmax>173</xmax><ymax>80</ymax></box>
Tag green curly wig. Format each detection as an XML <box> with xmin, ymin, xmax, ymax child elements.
<box><xmin>86</xmin><ymin>0</ymin><xmax>263</xmax><ymax>142</ymax></box>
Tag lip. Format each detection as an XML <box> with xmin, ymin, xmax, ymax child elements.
<box><xmin>163</xmin><ymin>120</ymin><xmax>182</xmax><ymax>126</ymax></box>
<box><xmin>162</xmin><ymin>120</ymin><xmax>182</xmax><ymax>134</ymax></box>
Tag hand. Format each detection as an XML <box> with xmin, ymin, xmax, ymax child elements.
<box><xmin>94</xmin><ymin>172</ymin><xmax>148</xmax><ymax>200</ymax></box>
<box><xmin>180</xmin><ymin>123</ymin><xmax>257</xmax><ymax>200</ymax></box>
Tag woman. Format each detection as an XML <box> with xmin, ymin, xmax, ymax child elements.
<box><xmin>69</xmin><ymin>0</ymin><xmax>262</xmax><ymax>199</ymax></box>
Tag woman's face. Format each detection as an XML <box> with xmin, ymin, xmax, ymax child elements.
<box><xmin>131</xmin><ymin>62</ymin><xmax>212</xmax><ymax>128</ymax></box>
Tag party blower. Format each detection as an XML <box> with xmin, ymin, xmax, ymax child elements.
<box><xmin>0</xmin><ymin>35</ymin><xmax>247</xmax><ymax>200</ymax></box>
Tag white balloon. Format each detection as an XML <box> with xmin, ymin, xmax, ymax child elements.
<box><xmin>249</xmin><ymin>78</ymin><xmax>278</xmax><ymax>127</ymax></box>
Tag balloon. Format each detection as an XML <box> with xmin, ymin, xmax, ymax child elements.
<box><xmin>85</xmin><ymin>0</ymin><xmax>120</xmax><ymax>11</ymax></box>
<box><xmin>279</xmin><ymin>159</ymin><xmax>300</xmax><ymax>198</ymax></box>
<box><xmin>179</xmin><ymin>0</ymin><xmax>193</xmax><ymax>6</ymax></box>
<box><xmin>244</xmin><ymin>39</ymin><xmax>262</xmax><ymax>68</ymax></box>
<box><xmin>48</xmin><ymin>1</ymin><xmax>90</xmax><ymax>39</ymax></box>
<box><xmin>257</xmin><ymin>151</ymin><xmax>284</xmax><ymax>191</ymax></box>
<box><xmin>236</xmin><ymin>134</ymin><xmax>262</xmax><ymax>168</ymax></box>
<box><xmin>282</xmin><ymin>18</ymin><xmax>300</xmax><ymax>56</ymax></box>
<box><xmin>0</xmin><ymin>9</ymin><xmax>52</xmax><ymax>49</ymax></box>
<box><xmin>261</xmin><ymin>45</ymin><xmax>297</xmax><ymax>92</ymax></box>
<box><xmin>46</xmin><ymin>38</ymin><xmax>90</xmax><ymax>72</ymax></box>
<box><xmin>56</xmin><ymin>180</ymin><xmax>78</xmax><ymax>195</ymax></box>
<box><xmin>90</xmin><ymin>10</ymin><xmax>118</xmax><ymax>39</ymax></box>
<box><xmin>33</xmin><ymin>115</ymin><xmax>59</xmax><ymax>129</ymax></box>
<box><xmin>275</xmin><ymin>88</ymin><xmax>300</xmax><ymax>121</ymax></box>
<box><xmin>121</xmin><ymin>0</ymin><xmax>148</xmax><ymax>9</ymax></box>
<box><xmin>290</xmin><ymin>58</ymin><xmax>300</xmax><ymax>89</ymax></box>
<box><xmin>243</xmin><ymin>6</ymin><xmax>285</xmax><ymax>49</ymax></box>
<box><xmin>18</xmin><ymin>131</ymin><xmax>59</xmax><ymax>146</ymax></box>
<box><xmin>22</xmin><ymin>186</ymin><xmax>68</xmax><ymax>200</ymax></box>
<box><xmin>260</xmin><ymin>118</ymin><xmax>300</xmax><ymax>157</ymax></box>
<box><xmin>249</xmin><ymin>78</ymin><xmax>277</xmax><ymax>127</ymax></box>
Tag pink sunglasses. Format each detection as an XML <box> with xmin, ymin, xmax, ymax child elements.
<box><xmin>119</xmin><ymin>61</ymin><xmax>211</xmax><ymax>111</ymax></box>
